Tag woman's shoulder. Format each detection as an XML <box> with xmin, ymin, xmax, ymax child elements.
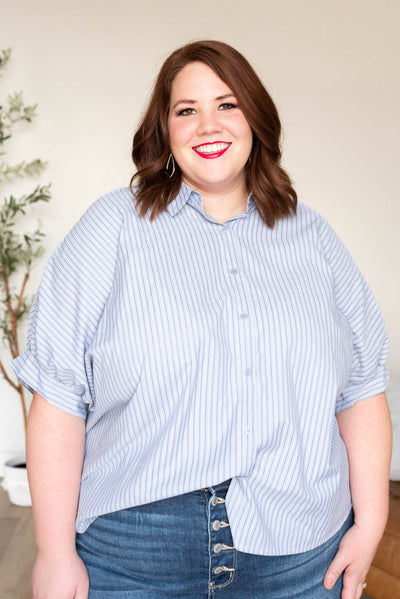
<box><xmin>291</xmin><ymin>201</ymin><xmax>341</xmax><ymax>243</ymax></box>
<box><xmin>82</xmin><ymin>187</ymin><xmax>138</xmax><ymax>223</ymax></box>
<box><xmin>273</xmin><ymin>200</ymin><xmax>329</xmax><ymax>244</ymax></box>
<box><xmin>65</xmin><ymin>187</ymin><xmax>138</xmax><ymax>242</ymax></box>
<box><xmin>47</xmin><ymin>187</ymin><xmax>138</xmax><ymax>270</ymax></box>
<box><xmin>293</xmin><ymin>200</ymin><xmax>325</xmax><ymax>227</ymax></box>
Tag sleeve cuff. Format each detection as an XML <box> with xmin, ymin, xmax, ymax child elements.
<box><xmin>336</xmin><ymin>366</ymin><xmax>389</xmax><ymax>413</ymax></box>
<box><xmin>11</xmin><ymin>351</ymin><xmax>89</xmax><ymax>419</ymax></box>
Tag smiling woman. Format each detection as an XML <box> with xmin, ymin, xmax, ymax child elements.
<box><xmin>131</xmin><ymin>39</ymin><xmax>297</xmax><ymax>226</ymax></box>
<box><xmin>11</xmin><ymin>39</ymin><xmax>391</xmax><ymax>599</ymax></box>
<box><xmin>167</xmin><ymin>62</ymin><xmax>253</xmax><ymax>221</ymax></box>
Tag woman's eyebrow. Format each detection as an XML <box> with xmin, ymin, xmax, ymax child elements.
<box><xmin>215</xmin><ymin>93</ymin><xmax>235</xmax><ymax>101</ymax></box>
<box><xmin>172</xmin><ymin>99</ymin><xmax>196</xmax><ymax>109</ymax></box>
<box><xmin>172</xmin><ymin>93</ymin><xmax>236</xmax><ymax>110</ymax></box>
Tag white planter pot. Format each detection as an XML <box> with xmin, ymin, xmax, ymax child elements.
<box><xmin>1</xmin><ymin>456</ymin><xmax>32</xmax><ymax>506</ymax></box>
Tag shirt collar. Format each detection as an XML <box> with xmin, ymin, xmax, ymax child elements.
<box><xmin>166</xmin><ymin>182</ymin><xmax>256</xmax><ymax>219</ymax></box>
<box><xmin>166</xmin><ymin>182</ymin><xmax>195</xmax><ymax>216</ymax></box>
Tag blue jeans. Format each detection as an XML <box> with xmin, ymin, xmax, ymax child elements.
<box><xmin>76</xmin><ymin>480</ymin><xmax>353</xmax><ymax>598</ymax></box>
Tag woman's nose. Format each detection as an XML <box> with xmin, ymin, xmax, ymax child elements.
<box><xmin>196</xmin><ymin>110</ymin><xmax>223</xmax><ymax>135</ymax></box>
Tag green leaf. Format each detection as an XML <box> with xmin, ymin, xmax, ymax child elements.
<box><xmin>0</xmin><ymin>49</ymin><xmax>12</xmax><ymax>73</ymax></box>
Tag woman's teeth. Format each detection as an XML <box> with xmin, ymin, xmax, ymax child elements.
<box><xmin>194</xmin><ymin>142</ymin><xmax>230</xmax><ymax>154</ymax></box>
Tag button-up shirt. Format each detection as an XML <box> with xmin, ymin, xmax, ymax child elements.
<box><xmin>11</xmin><ymin>183</ymin><xmax>389</xmax><ymax>555</ymax></box>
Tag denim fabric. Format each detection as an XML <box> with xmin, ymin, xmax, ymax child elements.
<box><xmin>76</xmin><ymin>481</ymin><xmax>353</xmax><ymax>598</ymax></box>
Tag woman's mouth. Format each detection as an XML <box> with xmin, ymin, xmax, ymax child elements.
<box><xmin>192</xmin><ymin>142</ymin><xmax>231</xmax><ymax>159</ymax></box>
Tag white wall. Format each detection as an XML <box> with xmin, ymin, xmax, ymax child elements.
<box><xmin>1</xmin><ymin>0</ymin><xmax>399</xmax><ymax>473</ymax></box>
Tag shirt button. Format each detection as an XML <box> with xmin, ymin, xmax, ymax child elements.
<box><xmin>246</xmin><ymin>426</ymin><xmax>252</xmax><ymax>434</ymax></box>
<box><xmin>213</xmin><ymin>543</ymin><xmax>223</xmax><ymax>554</ymax></box>
<box><xmin>244</xmin><ymin>368</ymin><xmax>252</xmax><ymax>376</ymax></box>
<box><xmin>240</xmin><ymin>313</ymin><xmax>249</xmax><ymax>320</ymax></box>
<box><xmin>212</xmin><ymin>520</ymin><xmax>222</xmax><ymax>531</ymax></box>
<box><xmin>229</xmin><ymin>268</ymin><xmax>238</xmax><ymax>275</ymax></box>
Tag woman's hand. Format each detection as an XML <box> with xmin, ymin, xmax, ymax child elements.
<box><xmin>324</xmin><ymin>522</ymin><xmax>380</xmax><ymax>598</ymax></box>
<box><xmin>32</xmin><ymin>549</ymin><xmax>89</xmax><ymax>599</ymax></box>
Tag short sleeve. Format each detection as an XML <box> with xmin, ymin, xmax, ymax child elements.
<box><xmin>318</xmin><ymin>217</ymin><xmax>389</xmax><ymax>413</ymax></box>
<box><xmin>11</xmin><ymin>193</ymin><xmax>124</xmax><ymax>418</ymax></box>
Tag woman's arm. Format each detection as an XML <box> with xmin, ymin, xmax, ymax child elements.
<box><xmin>324</xmin><ymin>392</ymin><xmax>392</xmax><ymax>599</ymax></box>
<box><xmin>27</xmin><ymin>391</ymin><xmax>89</xmax><ymax>599</ymax></box>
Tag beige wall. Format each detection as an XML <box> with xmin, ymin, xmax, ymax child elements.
<box><xmin>0</xmin><ymin>0</ymin><xmax>399</xmax><ymax>468</ymax></box>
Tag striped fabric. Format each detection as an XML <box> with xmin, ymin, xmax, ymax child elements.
<box><xmin>11</xmin><ymin>183</ymin><xmax>389</xmax><ymax>555</ymax></box>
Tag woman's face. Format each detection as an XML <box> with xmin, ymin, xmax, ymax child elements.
<box><xmin>167</xmin><ymin>61</ymin><xmax>253</xmax><ymax>197</ymax></box>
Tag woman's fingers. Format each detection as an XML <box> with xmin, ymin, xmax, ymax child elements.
<box><xmin>324</xmin><ymin>548</ymin><xmax>347</xmax><ymax>590</ymax></box>
<box><xmin>324</xmin><ymin>525</ymin><xmax>376</xmax><ymax>599</ymax></box>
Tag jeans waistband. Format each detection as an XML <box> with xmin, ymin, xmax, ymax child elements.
<box><xmin>203</xmin><ymin>479</ymin><xmax>231</xmax><ymax>495</ymax></box>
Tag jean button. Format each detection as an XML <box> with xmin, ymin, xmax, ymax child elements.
<box><xmin>213</xmin><ymin>543</ymin><xmax>223</xmax><ymax>554</ymax></box>
<box><xmin>212</xmin><ymin>520</ymin><xmax>221</xmax><ymax>531</ymax></box>
<box><xmin>211</xmin><ymin>496</ymin><xmax>219</xmax><ymax>507</ymax></box>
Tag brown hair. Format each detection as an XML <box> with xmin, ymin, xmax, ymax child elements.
<box><xmin>131</xmin><ymin>40</ymin><xmax>297</xmax><ymax>227</ymax></box>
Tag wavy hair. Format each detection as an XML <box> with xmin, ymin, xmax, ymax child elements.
<box><xmin>131</xmin><ymin>40</ymin><xmax>297</xmax><ymax>227</ymax></box>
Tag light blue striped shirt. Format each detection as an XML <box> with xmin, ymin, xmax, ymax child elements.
<box><xmin>11</xmin><ymin>183</ymin><xmax>389</xmax><ymax>555</ymax></box>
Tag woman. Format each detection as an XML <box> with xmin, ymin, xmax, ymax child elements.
<box><xmin>12</xmin><ymin>40</ymin><xmax>391</xmax><ymax>599</ymax></box>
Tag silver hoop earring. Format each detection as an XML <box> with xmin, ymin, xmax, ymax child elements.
<box><xmin>166</xmin><ymin>152</ymin><xmax>176</xmax><ymax>178</ymax></box>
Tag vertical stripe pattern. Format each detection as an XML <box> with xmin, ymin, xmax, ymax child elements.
<box><xmin>11</xmin><ymin>184</ymin><xmax>389</xmax><ymax>555</ymax></box>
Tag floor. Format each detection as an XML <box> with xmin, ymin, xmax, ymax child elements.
<box><xmin>0</xmin><ymin>483</ymin><xmax>375</xmax><ymax>599</ymax></box>
<box><xmin>0</xmin><ymin>482</ymin><xmax>36</xmax><ymax>599</ymax></box>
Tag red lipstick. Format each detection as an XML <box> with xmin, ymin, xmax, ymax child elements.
<box><xmin>192</xmin><ymin>142</ymin><xmax>231</xmax><ymax>159</ymax></box>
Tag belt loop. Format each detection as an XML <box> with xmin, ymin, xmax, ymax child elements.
<box><xmin>209</xmin><ymin>479</ymin><xmax>231</xmax><ymax>495</ymax></box>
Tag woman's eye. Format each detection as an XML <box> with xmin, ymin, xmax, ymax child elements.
<box><xmin>176</xmin><ymin>107</ymin><xmax>196</xmax><ymax>116</ymax></box>
<box><xmin>218</xmin><ymin>102</ymin><xmax>237</xmax><ymax>111</ymax></box>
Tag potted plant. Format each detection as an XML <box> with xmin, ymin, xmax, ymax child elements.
<box><xmin>0</xmin><ymin>48</ymin><xmax>51</xmax><ymax>505</ymax></box>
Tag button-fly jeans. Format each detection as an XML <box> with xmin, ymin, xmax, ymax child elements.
<box><xmin>76</xmin><ymin>480</ymin><xmax>353</xmax><ymax>598</ymax></box>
